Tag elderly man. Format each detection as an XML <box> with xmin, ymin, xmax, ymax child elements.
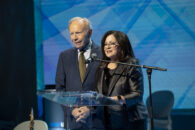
<box><xmin>55</xmin><ymin>17</ymin><xmax>103</xmax><ymax>130</ymax></box>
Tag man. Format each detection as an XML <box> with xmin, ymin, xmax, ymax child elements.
<box><xmin>55</xmin><ymin>17</ymin><xmax>103</xmax><ymax>130</ymax></box>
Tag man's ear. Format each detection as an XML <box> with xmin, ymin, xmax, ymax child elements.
<box><xmin>88</xmin><ymin>29</ymin><xmax>92</xmax><ymax>38</ymax></box>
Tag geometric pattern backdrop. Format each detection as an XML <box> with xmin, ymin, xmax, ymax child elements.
<box><xmin>34</xmin><ymin>0</ymin><xmax>195</xmax><ymax>109</ymax></box>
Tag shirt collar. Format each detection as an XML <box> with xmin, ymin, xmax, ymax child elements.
<box><xmin>78</xmin><ymin>39</ymin><xmax>92</xmax><ymax>53</ymax></box>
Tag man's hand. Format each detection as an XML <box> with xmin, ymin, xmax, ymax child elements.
<box><xmin>72</xmin><ymin>106</ymin><xmax>90</xmax><ymax>123</ymax></box>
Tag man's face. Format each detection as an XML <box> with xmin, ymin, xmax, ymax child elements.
<box><xmin>69</xmin><ymin>20</ymin><xmax>91</xmax><ymax>49</ymax></box>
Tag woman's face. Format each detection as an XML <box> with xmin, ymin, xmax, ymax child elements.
<box><xmin>104</xmin><ymin>34</ymin><xmax>120</xmax><ymax>61</ymax></box>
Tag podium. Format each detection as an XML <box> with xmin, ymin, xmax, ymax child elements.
<box><xmin>37</xmin><ymin>90</ymin><xmax>121</xmax><ymax>129</ymax></box>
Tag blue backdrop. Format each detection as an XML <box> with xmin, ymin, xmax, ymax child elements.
<box><xmin>34</xmin><ymin>0</ymin><xmax>195</xmax><ymax>109</ymax></box>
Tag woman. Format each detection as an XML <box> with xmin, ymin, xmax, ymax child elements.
<box><xmin>94</xmin><ymin>30</ymin><xmax>148</xmax><ymax>130</ymax></box>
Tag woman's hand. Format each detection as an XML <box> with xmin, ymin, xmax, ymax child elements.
<box><xmin>110</xmin><ymin>95</ymin><xmax>126</xmax><ymax>105</ymax></box>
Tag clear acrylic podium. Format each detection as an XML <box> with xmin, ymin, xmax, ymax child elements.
<box><xmin>37</xmin><ymin>90</ymin><xmax>121</xmax><ymax>129</ymax></box>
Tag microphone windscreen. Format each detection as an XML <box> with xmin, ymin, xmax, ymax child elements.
<box><xmin>91</xmin><ymin>53</ymin><xmax>97</xmax><ymax>59</ymax></box>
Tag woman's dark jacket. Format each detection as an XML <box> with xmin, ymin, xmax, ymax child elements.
<box><xmin>94</xmin><ymin>58</ymin><xmax>148</xmax><ymax>123</ymax></box>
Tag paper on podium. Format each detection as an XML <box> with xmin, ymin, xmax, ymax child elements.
<box><xmin>37</xmin><ymin>90</ymin><xmax>121</xmax><ymax>107</ymax></box>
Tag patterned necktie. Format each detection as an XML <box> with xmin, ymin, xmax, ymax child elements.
<box><xmin>78</xmin><ymin>51</ymin><xmax>86</xmax><ymax>83</ymax></box>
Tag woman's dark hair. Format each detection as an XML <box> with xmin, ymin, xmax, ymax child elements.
<box><xmin>100</xmin><ymin>30</ymin><xmax>135</xmax><ymax>66</ymax></box>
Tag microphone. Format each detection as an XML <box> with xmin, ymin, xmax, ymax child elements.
<box><xmin>91</xmin><ymin>53</ymin><xmax>97</xmax><ymax>59</ymax></box>
<box><xmin>85</xmin><ymin>53</ymin><xmax>167</xmax><ymax>71</ymax></box>
<box><xmin>85</xmin><ymin>53</ymin><xmax>97</xmax><ymax>63</ymax></box>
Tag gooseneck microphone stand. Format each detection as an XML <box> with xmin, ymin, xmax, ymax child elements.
<box><xmin>88</xmin><ymin>56</ymin><xmax>167</xmax><ymax>130</ymax></box>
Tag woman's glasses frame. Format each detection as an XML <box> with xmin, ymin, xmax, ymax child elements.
<box><xmin>104</xmin><ymin>42</ymin><xmax>119</xmax><ymax>48</ymax></box>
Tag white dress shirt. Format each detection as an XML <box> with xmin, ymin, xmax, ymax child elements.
<box><xmin>77</xmin><ymin>40</ymin><xmax>92</xmax><ymax>68</ymax></box>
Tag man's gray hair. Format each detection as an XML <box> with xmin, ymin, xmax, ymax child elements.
<box><xmin>68</xmin><ymin>17</ymin><xmax>92</xmax><ymax>30</ymax></box>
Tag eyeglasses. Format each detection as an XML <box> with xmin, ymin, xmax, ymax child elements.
<box><xmin>104</xmin><ymin>42</ymin><xmax>119</xmax><ymax>48</ymax></box>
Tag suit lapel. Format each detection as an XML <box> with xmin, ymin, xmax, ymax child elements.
<box><xmin>73</xmin><ymin>48</ymin><xmax>80</xmax><ymax>79</ymax></box>
<box><xmin>98</xmin><ymin>68</ymin><xmax>105</xmax><ymax>94</ymax></box>
<box><xmin>84</xmin><ymin>61</ymin><xmax>95</xmax><ymax>83</ymax></box>
<box><xmin>83</xmin><ymin>42</ymin><xmax>99</xmax><ymax>82</ymax></box>
<box><xmin>107</xmin><ymin>64</ymin><xmax>126</xmax><ymax>96</ymax></box>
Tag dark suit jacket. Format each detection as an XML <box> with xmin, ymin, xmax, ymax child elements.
<box><xmin>94</xmin><ymin>58</ymin><xmax>147</xmax><ymax>127</ymax></box>
<box><xmin>55</xmin><ymin>42</ymin><xmax>104</xmax><ymax>130</ymax></box>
